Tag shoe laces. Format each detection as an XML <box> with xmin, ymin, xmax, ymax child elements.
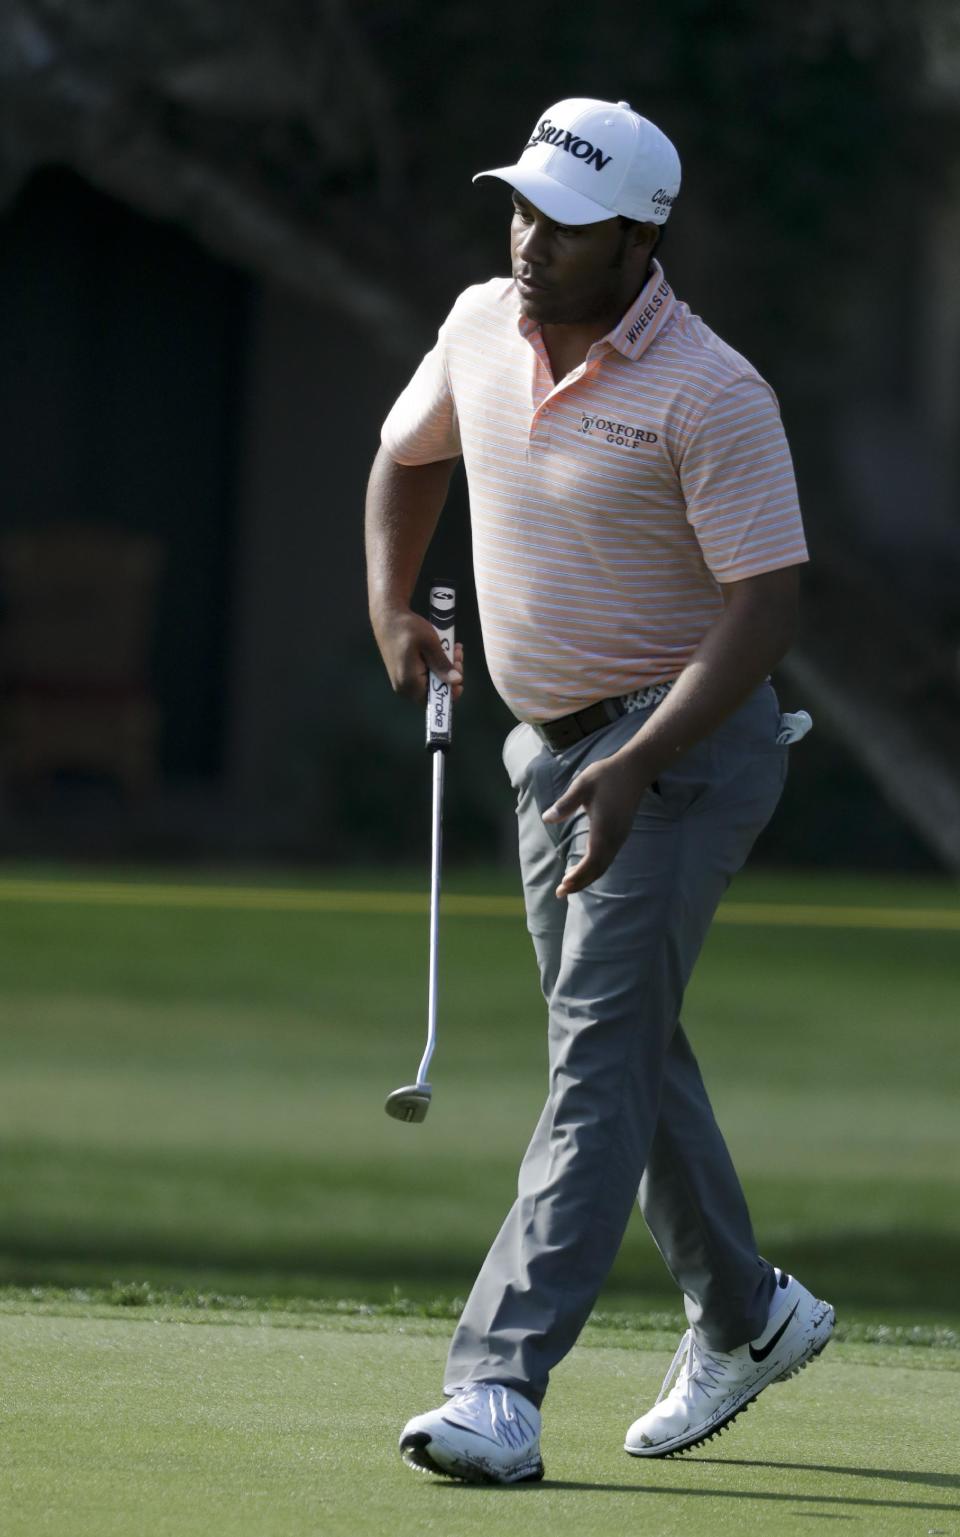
<box><xmin>656</xmin><ymin>1330</ymin><xmax>729</xmax><ymax>1405</ymax></box>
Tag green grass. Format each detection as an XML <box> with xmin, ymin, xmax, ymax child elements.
<box><xmin>1</xmin><ymin>1301</ymin><xmax>958</xmax><ymax>1537</ymax></box>
<box><xmin>0</xmin><ymin>863</ymin><xmax>958</xmax><ymax>1533</ymax></box>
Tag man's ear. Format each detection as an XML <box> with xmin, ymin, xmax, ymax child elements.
<box><xmin>634</xmin><ymin>221</ymin><xmax>661</xmax><ymax>256</ymax></box>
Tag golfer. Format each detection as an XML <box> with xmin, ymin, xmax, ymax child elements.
<box><xmin>366</xmin><ymin>97</ymin><xmax>834</xmax><ymax>1484</ymax></box>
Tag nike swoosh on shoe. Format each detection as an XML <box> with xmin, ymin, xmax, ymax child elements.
<box><xmin>749</xmin><ymin>1301</ymin><xmax>800</xmax><ymax>1362</ymax></box>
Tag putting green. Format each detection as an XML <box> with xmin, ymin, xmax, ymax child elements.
<box><xmin>1</xmin><ymin>1303</ymin><xmax>957</xmax><ymax>1537</ymax></box>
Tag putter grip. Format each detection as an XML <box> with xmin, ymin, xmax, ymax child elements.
<box><xmin>425</xmin><ymin>583</ymin><xmax>456</xmax><ymax>751</ymax></box>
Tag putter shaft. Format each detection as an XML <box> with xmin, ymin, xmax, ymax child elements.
<box><xmin>417</xmin><ymin>747</ymin><xmax>444</xmax><ymax>1086</ymax></box>
<box><xmin>385</xmin><ymin>583</ymin><xmax>455</xmax><ymax>1124</ymax></box>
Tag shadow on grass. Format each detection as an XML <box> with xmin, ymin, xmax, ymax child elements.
<box><xmin>2</xmin><ymin>1140</ymin><xmax>959</xmax><ymax>1310</ymax></box>
<box><xmin>4</xmin><ymin>1226</ymin><xmax>960</xmax><ymax>1315</ymax></box>
<box><xmin>692</xmin><ymin>1457</ymin><xmax>960</xmax><ymax>1493</ymax></box>
<box><xmin>436</xmin><ymin>1480</ymin><xmax>960</xmax><ymax>1513</ymax></box>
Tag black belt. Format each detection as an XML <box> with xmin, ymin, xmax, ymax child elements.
<box><xmin>532</xmin><ymin>682</ymin><xmax>674</xmax><ymax>752</ymax></box>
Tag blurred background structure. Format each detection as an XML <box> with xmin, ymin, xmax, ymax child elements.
<box><xmin>0</xmin><ymin>0</ymin><xmax>959</xmax><ymax>871</ymax></box>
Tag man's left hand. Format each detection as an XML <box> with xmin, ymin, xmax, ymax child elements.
<box><xmin>542</xmin><ymin>753</ymin><xmax>648</xmax><ymax>898</ymax></box>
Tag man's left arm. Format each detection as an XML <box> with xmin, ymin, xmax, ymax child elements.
<box><xmin>543</xmin><ymin>564</ymin><xmax>800</xmax><ymax>897</ymax></box>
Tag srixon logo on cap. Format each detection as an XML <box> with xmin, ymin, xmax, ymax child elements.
<box><xmin>526</xmin><ymin>118</ymin><xmax>613</xmax><ymax>172</ymax></box>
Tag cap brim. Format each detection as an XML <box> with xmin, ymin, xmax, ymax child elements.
<box><xmin>472</xmin><ymin>166</ymin><xmax>614</xmax><ymax>226</ymax></box>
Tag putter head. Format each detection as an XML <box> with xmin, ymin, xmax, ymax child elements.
<box><xmin>384</xmin><ymin>1083</ymin><xmax>432</xmax><ymax>1124</ymax></box>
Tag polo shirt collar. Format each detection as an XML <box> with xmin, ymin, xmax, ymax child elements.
<box><xmin>516</xmin><ymin>258</ymin><xmax>675</xmax><ymax>363</ymax></box>
<box><xmin>607</xmin><ymin>259</ymin><xmax>675</xmax><ymax>360</ymax></box>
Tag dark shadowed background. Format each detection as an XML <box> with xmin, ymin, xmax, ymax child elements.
<box><xmin>0</xmin><ymin>0</ymin><xmax>958</xmax><ymax>872</ymax></box>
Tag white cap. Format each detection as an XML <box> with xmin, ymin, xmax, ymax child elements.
<box><xmin>473</xmin><ymin>97</ymin><xmax>681</xmax><ymax>226</ymax></box>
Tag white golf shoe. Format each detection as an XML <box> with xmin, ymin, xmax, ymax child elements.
<box><xmin>625</xmin><ymin>1268</ymin><xmax>835</xmax><ymax>1458</ymax></box>
<box><xmin>400</xmin><ymin>1383</ymin><xmax>544</xmax><ymax>1484</ymax></box>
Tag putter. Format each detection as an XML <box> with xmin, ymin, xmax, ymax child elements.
<box><xmin>384</xmin><ymin>583</ymin><xmax>456</xmax><ymax>1125</ymax></box>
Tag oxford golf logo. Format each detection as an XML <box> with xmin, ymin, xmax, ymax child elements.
<box><xmin>526</xmin><ymin>118</ymin><xmax>613</xmax><ymax>171</ymax></box>
<box><xmin>580</xmin><ymin>414</ymin><xmax>659</xmax><ymax>450</ymax></box>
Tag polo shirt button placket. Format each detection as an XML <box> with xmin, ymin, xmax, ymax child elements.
<box><xmin>528</xmin><ymin>397</ymin><xmax>553</xmax><ymax>454</ymax></box>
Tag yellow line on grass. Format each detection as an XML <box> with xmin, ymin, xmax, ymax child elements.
<box><xmin>712</xmin><ymin>902</ymin><xmax>960</xmax><ymax>931</ymax></box>
<box><xmin>0</xmin><ymin>879</ymin><xmax>436</xmax><ymax>916</ymax></box>
<box><xmin>0</xmin><ymin>877</ymin><xmax>956</xmax><ymax>931</ymax></box>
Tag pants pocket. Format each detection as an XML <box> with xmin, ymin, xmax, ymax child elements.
<box><xmin>502</xmin><ymin>722</ymin><xmax>543</xmax><ymax>790</ymax></box>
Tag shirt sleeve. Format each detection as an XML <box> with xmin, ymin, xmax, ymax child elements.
<box><xmin>381</xmin><ymin>313</ymin><xmax>462</xmax><ymax>465</ymax></box>
<box><xmin>679</xmin><ymin>375</ymin><xmax>808</xmax><ymax>581</ymax></box>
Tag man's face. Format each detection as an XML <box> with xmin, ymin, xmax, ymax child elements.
<box><xmin>510</xmin><ymin>192</ymin><xmax>649</xmax><ymax>326</ymax></box>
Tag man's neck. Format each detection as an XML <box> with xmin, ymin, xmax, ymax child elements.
<box><xmin>540</xmin><ymin>265</ymin><xmax>654</xmax><ymax>382</ymax></box>
<box><xmin>541</xmin><ymin>318</ymin><xmax>613</xmax><ymax>382</ymax></box>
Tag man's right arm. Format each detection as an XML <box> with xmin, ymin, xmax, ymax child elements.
<box><xmin>365</xmin><ymin>444</ymin><xmax>463</xmax><ymax>702</ymax></box>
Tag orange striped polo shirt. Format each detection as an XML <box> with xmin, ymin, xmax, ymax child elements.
<box><xmin>381</xmin><ymin>260</ymin><xmax>807</xmax><ymax>723</ymax></box>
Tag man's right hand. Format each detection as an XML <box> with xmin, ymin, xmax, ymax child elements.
<box><xmin>371</xmin><ymin>606</ymin><xmax>464</xmax><ymax>704</ymax></box>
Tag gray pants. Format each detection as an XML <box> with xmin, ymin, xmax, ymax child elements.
<box><xmin>444</xmin><ymin>683</ymin><xmax>788</xmax><ymax>1407</ymax></box>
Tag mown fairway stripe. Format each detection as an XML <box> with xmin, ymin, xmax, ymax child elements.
<box><xmin>0</xmin><ymin>878</ymin><xmax>956</xmax><ymax>931</ymax></box>
<box><xmin>714</xmin><ymin>902</ymin><xmax>960</xmax><ymax>931</ymax></box>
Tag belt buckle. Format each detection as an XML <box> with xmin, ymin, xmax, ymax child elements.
<box><xmin>621</xmin><ymin>682</ymin><xmax>671</xmax><ymax>714</ymax></box>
